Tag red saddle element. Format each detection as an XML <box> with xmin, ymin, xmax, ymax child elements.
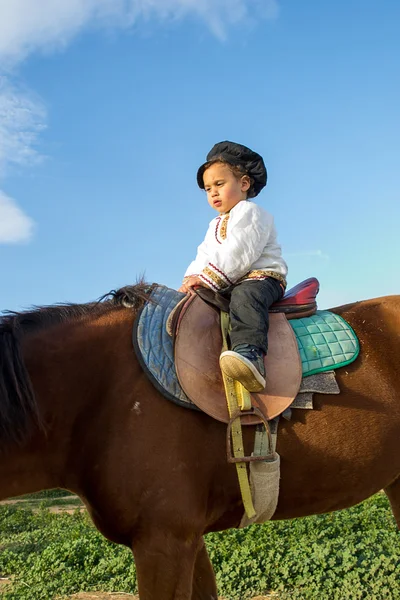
<box><xmin>270</xmin><ymin>277</ymin><xmax>320</xmax><ymax>319</ymax></box>
<box><xmin>278</xmin><ymin>277</ymin><xmax>320</xmax><ymax>306</ymax></box>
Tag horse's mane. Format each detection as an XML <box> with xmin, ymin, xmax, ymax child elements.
<box><xmin>0</xmin><ymin>282</ymin><xmax>153</xmax><ymax>453</ymax></box>
<box><xmin>0</xmin><ymin>282</ymin><xmax>153</xmax><ymax>338</ymax></box>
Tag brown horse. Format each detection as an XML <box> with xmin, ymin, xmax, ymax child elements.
<box><xmin>0</xmin><ymin>285</ymin><xmax>399</xmax><ymax>600</ymax></box>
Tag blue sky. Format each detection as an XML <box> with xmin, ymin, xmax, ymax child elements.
<box><xmin>1</xmin><ymin>0</ymin><xmax>399</xmax><ymax>312</ymax></box>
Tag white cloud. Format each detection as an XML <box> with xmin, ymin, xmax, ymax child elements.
<box><xmin>0</xmin><ymin>0</ymin><xmax>279</xmax><ymax>243</ymax></box>
<box><xmin>0</xmin><ymin>77</ymin><xmax>44</xmax><ymax>243</ymax></box>
<box><xmin>0</xmin><ymin>0</ymin><xmax>279</xmax><ymax>64</ymax></box>
<box><xmin>0</xmin><ymin>190</ymin><xmax>34</xmax><ymax>243</ymax></box>
<box><xmin>0</xmin><ymin>76</ymin><xmax>46</xmax><ymax>176</ymax></box>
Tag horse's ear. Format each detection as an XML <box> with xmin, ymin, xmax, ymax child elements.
<box><xmin>121</xmin><ymin>297</ymin><xmax>135</xmax><ymax>309</ymax></box>
<box><xmin>111</xmin><ymin>288</ymin><xmax>137</xmax><ymax>308</ymax></box>
<box><xmin>108</xmin><ymin>284</ymin><xmax>154</xmax><ymax>310</ymax></box>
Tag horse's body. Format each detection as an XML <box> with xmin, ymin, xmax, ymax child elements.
<box><xmin>0</xmin><ymin>288</ymin><xmax>399</xmax><ymax>600</ymax></box>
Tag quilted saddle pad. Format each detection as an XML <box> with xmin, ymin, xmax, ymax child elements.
<box><xmin>291</xmin><ymin>311</ymin><xmax>359</xmax><ymax>376</ymax></box>
<box><xmin>133</xmin><ymin>286</ymin><xmax>359</xmax><ymax>410</ymax></box>
<box><xmin>133</xmin><ymin>285</ymin><xmax>195</xmax><ymax>409</ymax></box>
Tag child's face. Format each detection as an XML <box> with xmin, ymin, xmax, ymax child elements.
<box><xmin>203</xmin><ymin>163</ymin><xmax>250</xmax><ymax>214</ymax></box>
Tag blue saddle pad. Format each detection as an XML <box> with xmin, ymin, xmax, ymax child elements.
<box><xmin>133</xmin><ymin>285</ymin><xmax>359</xmax><ymax>406</ymax></box>
<box><xmin>133</xmin><ymin>285</ymin><xmax>197</xmax><ymax>409</ymax></box>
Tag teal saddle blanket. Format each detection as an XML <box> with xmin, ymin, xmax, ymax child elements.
<box><xmin>133</xmin><ymin>286</ymin><xmax>360</xmax><ymax>407</ymax></box>
<box><xmin>290</xmin><ymin>311</ymin><xmax>359</xmax><ymax>376</ymax></box>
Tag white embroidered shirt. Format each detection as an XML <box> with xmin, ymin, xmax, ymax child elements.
<box><xmin>184</xmin><ymin>200</ymin><xmax>288</xmax><ymax>291</ymax></box>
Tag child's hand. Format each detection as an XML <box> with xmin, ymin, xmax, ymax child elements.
<box><xmin>178</xmin><ymin>282</ymin><xmax>190</xmax><ymax>293</ymax></box>
<box><xmin>178</xmin><ymin>276</ymin><xmax>207</xmax><ymax>294</ymax></box>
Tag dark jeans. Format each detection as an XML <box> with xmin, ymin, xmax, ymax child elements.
<box><xmin>221</xmin><ymin>278</ymin><xmax>284</xmax><ymax>354</ymax></box>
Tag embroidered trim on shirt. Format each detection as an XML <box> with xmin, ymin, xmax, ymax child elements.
<box><xmin>214</xmin><ymin>217</ymin><xmax>222</xmax><ymax>245</ymax></box>
<box><xmin>199</xmin><ymin>272</ymin><xmax>219</xmax><ymax>291</ymax></box>
<box><xmin>214</xmin><ymin>214</ymin><xmax>230</xmax><ymax>244</ymax></box>
<box><xmin>238</xmin><ymin>270</ymin><xmax>287</xmax><ymax>288</ymax></box>
<box><xmin>219</xmin><ymin>214</ymin><xmax>230</xmax><ymax>240</ymax></box>
<box><xmin>201</xmin><ymin>264</ymin><xmax>231</xmax><ymax>290</ymax></box>
<box><xmin>209</xmin><ymin>262</ymin><xmax>233</xmax><ymax>285</ymax></box>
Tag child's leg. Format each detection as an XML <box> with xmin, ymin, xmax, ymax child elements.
<box><xmin>220</xmin><ymin>278</ymin><xmax>284</xmax><ymax>392</ymax></box>
<box><xmin>229</xmin><ymin>278</ymin><xmax>284</xmax><ymax>353</ymax></box>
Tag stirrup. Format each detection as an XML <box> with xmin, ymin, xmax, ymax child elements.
<box><xmin>226</xmin><ymin>407</ymin><xmax>276</xmax><ymax>463</ymax></box>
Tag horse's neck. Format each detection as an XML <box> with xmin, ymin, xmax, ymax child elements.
<box><xmin>0</xmin><ymin>447</ymin><xmax>57</xmax><ymax>500</ymax></box>
<box><xmin>0</xmin><ymin>310</ymin><xmax>135</xmax><ymax>501</ymax></box>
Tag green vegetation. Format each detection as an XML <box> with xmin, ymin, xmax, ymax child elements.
<box><xmin>0</xmin><ymin>494</ymin><xmax>399</xmax><ymax>599</ymax></box>
<box><xmin>17</xmin><ymin>489</ymin><xmax>75</xmax><ymax>500</ymax></box>
<box><xmin>4</xmin><ymin>490</ymin><xmax>83</xmax><ymax>511</ymax></box>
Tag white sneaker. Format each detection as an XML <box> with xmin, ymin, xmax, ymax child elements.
<box><xmin>219</xmin><ymin>350</ymin><xmax>266</xmax><ymax>392</ymax></box>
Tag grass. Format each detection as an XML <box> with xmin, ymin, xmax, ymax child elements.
<box><xmin>0</xmin><ymin>494</ymin><xmax>399</xmax><ymax>600</ymax></box>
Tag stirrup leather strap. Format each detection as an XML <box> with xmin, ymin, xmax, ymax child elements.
<box><xmin>220</xmin><ymin>311</ymin><xmax>256</xmax><ymax>519</ymax></box>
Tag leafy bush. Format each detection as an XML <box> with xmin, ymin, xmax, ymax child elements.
<box><xmin>206</xmin><ymin>494</ymin><xmax>400</xmax><ymax>599</ymax></box>
<box><xmin>0</xmin><ymin>494</ymin><xmax>399</xmax><ymax>599</ymax></box>
<box><xmin>0</xmin><ymin>507</ymin><xmax>136</xmax><ymax>600</ymax></box>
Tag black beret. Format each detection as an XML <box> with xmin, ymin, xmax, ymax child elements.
<box><xmin>197</xmin><ymin>141</ymin><xmax>267</xmax><ymax>198</ymax></box>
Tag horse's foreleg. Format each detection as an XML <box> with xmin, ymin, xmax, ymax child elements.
<box><xmin>132</xmin><ymin>529</ymin><xmax>202</xmax><ymax>600</ymax></box>
<box><xmin>191</xmin><ymin>537</ymin><xmax>218</xmax><ymax>600</ymax></box>
<box><xmin>385</xmin><ymin>475</ymin><xmax>400</xmax><ymax>529</ymax></box>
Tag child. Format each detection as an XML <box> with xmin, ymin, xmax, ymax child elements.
<box><xmin>178</xmin><ymin>141</ymin><xmax>288</xmax><ymax>393</ymax></box>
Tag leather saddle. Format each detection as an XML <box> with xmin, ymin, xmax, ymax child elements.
<box><xmin>174</xmin><ymin>278</ymin><xmax>319</xmax><ymax>425</ymax></box>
